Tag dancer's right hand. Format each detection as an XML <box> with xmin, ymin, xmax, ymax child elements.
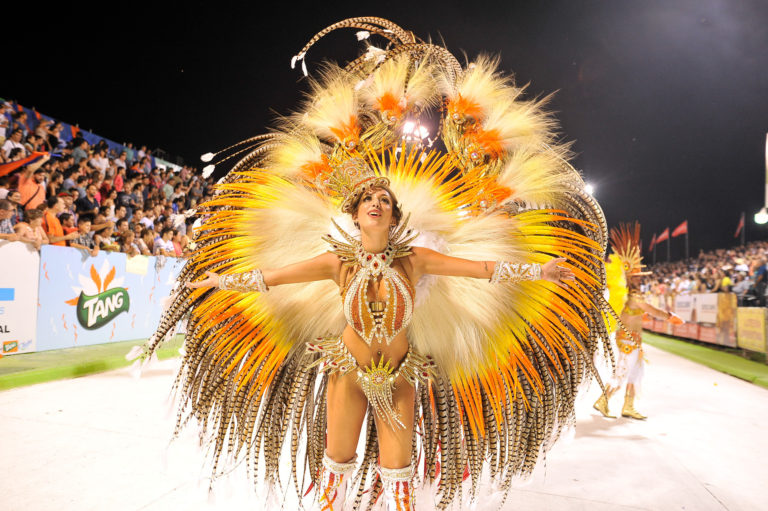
<box><xmin>187</xmin><ymin>271</ymin><xmax>220</xmax><ymax>289</ymax></box>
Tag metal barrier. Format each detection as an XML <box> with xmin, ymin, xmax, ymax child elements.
<box><xmin>642</xmin><ymin>291</ymin><xmax>767</xmax><ymax>353</ymax></box>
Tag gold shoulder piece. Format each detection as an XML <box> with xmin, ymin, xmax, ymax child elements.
<box><xmin>322</xmin><ymin>218</ymin><xmax>357</xmax><ymax>261</ymax></box>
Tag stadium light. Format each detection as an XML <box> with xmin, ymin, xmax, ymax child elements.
<box><xmin>756</xmin><ymin>134</ymin><xmax>768</xmax><ymax>225</ymax></box>
<box><xmin>585</xmin><ymin>183</ymin><xmax>595</xmax><ymax>195</ymax></box>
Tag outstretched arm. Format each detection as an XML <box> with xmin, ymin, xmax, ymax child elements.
<box><xmin>408</xmin><ymin>246</ymin><xmax>574</xmax><ymax>287</ymax></box>
<box><xmin>187</xmin><ymin>251</ymin><xmax>342</xmax><ymax>291</ymax></box>
<box><xmin>636</xmin><ymin>299</ymin><xmax>682</xmax><ymax>323</ymax></box>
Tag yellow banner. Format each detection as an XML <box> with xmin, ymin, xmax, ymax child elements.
<box><xmin>736</xmin><ymin>308</ymin><xmax>767</xmax><ymax>353</ymax></box>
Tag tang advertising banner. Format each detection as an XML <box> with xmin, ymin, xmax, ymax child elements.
<box><xmin>736</xmin><ymin>307</ymin><xmax>767</xmax><ymax>353</ymax></box>
<box><xmin>35</xmin><ymin>246</ymin><xmax>184</xmax><ymax>352</ymax></box>
<box><xmin>0</xmin><ymin>242</ymin><xmax>40</xmax><ymax>355</ymax></box>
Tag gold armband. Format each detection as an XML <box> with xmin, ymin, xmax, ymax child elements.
<box><xmin>489</xmin><ymin>261</ymin><xmax>541</xmax><ymax>284</ymax></box>
<box><xmin>218</xmin><ymin>270</ymin><xmax>268</xmax><ymax>293</ymax></box>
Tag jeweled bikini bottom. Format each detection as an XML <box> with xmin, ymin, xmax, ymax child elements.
<box><xmin>305</xmin><ymin>336</ymin><xmax>436</xmax><ymax>429</ymax></box>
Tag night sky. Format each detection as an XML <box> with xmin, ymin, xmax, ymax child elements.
<box><xmin>8</xmin><ymin>0</ymin><xmax>768</xmax><ymax>260</ymax></box>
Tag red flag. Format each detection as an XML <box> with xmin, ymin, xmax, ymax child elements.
<box><xmin>649</xmin><ymin>232</ymin><xmax>657</xmax><ymax>251</ymax></box>
<box><xmin>0</xmin><ymin>152</ymin><xmax>47</xmax><ymax>178</ymax></box>
<box><xmin>656</xmin><ymin>227</ymin><xmax>670</xmax><ymax>243</ymax></box>
<box><xmin>672</xmin><ymin>220</ymin><xmax>688</xmax><ymax>237</ymax></box>
<box><xmin>734</xmin><ymin>213</ymin><xmax>745</xmax><ymax>238</ymax></box>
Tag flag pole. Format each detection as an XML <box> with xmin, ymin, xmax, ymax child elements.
<box><xmin>667</xmin><ymin>236</ymin><xmax>670</xmax><ymax>262</ymax></box>
<box><xmin>685</xmin><ymin>230</ymin><xmax>689</xmax><ymax>260</ymax></box>
<box><xmin>653</xmin><ymin>237</ymin><xmax>657</xmax><ymax>264</ymax></box>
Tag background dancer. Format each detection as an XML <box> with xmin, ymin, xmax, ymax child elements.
<box><xmin>595</xmin><ymin>223</ymin><xmax>683</xmax><ymax>420</ymax></box>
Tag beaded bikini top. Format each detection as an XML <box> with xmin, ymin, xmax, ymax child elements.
<box><xmin>323</xmin><ymin>216</ymin><xmax>417</xmax><ymax>345</ymax></box>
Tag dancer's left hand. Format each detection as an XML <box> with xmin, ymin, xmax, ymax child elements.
<box><xmin>542</xmin><ymin>257</ymin><xmax>575</xmax><ymax>287</ymax></box>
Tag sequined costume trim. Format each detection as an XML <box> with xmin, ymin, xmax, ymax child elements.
<box><xmin>490</xmin><ymin>261</ymin><xmax>541</xmax><ymax>284</ymax></box>
<box><xmin>324</xmin><ymin>217</ymin><xmax>417</xmax><ymax>346</ymax></box>
<box><xmin>322</xmin><ymin>452</ymin><xmax>357</xmax><ymax>474</ymax></box>
<box><xmin>306</xmin><ymin>336</ymin><xmax>436</xmax><ymax>428</ymax></box>
<box><xmin>219</xmin><ymin>269</ymin><xmax>268</xmax><ymax>293</ymax></box>
<box><xmin>379</xmin><ymin>464</ymin><xmax>414</xmax><ymax>481</ymax></box>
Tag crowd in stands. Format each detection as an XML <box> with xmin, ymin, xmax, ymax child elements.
<box><xmin>641</xmin><ymin>241</ymin><xmax>768</xmax><ymax>307</ymax></box>
<box><xmin>0</xmin><ymin>103</ymin><xmax>215</xmax><ymax>259</ymax></box>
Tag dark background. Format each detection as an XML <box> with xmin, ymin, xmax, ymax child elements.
<box><xmin>6</xmin><ymin>0</ymin><xmax>768</xmax><ymax>260</ymax></box>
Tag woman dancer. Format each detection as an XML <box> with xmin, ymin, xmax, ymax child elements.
<box><xmin>145</xmin><ymin>17</ymin><xmax>614</xmax><ymax>510</ymax></box>
<box><xmin>595</xmin><ymin>223</ymin><xmax>682</xmax><ymax>420</ymax></box>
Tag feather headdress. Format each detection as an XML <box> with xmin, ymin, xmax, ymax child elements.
<box><xmin>610</xmin><ymin>222</ymin><xmax>652</xmax><ymax>277</ymax></box>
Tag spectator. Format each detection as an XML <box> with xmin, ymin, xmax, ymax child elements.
<box><xmin>0</xmin><ymin>199</ymin><xmax>18</xmax><ymax>242</ymax></box>
<box><xmin>2</xmin><ymin>128</ymin><xmax>25</xmax><ymax>158</ymax></box>
<box><xmin>17</xmin><ymin>155</ymin><xmax>50</xmax><ymax>211</ymax></box>
<box><xmin>34</xmin><ymin>119</ymin><xmax>53</xmax><ymax>149</ymax></box>
<box><xmin>114</xmin><ymin>166</ymin><xmax>126</xmax><ymax>193</ymax></box>
<box><xmin>0</xmin><ymin>176</ymin><xmax>10</xmax><ymax>199</ymax></box>
<box><xmin>46</xmin><ymin>171</ymin><xmax>63</xmax><ymax>198</ymax></box>
<box><xmin>59</xmin><ymin>213</ymin><xmax>77</xmax><ymax>235</ymax></box>
<box><xmin>14</xmin><ymin>208</ymin><xmax>49</xmax><ymax>250</ymax></box>
<box><xmin>58</xmin><ymin>191</ymin><xmax>76</xmax><ymax>218</ymax></box>
<box><xmin>69</xmin><ymin>214</ymin><xmax>100</xmax><ymax>257</ymax></box>
<box><xmin>119</xmin><ymin>231</ymin><xmax>141</xmax><ymax>257</ymax></box>
<box><xmin>5</xmin><ymin>190</ymin><xmax>23</xmax><ymax>225</ymax></box>
<box><xmin>11</xmin><ymin>111</ymin><xmax>29</xmax><ymax>137</ymax></box>
<box><xmin>0</xmin><ymin>104</ymin><xmax>9</xmax><ymax>142</ymax></box>
<box><xmin>171</xmin><ymin>229</ymin><xmax>184</xmax><ymax>257</ymax></box>
<box><xmin>733</xmin><ymin>273</ymin><xmax>752</xmax><ymax>305</ymax></box>
<box><xmin>154</xmin><ymin>227</ymin><xmax>174</xmax><ymax>256</ymax></box>
<box><xmin>72</xmin><ymin>139</ymin><xmax>89</xmax><ymax>164</ymax></box>
<box><xmin>89</xmin><ymin>147</ymin><xmax>109</xmax><ymax>176</ymax></box>
<box><xmin>114</xmin><ymin>151</ymin><xmax>128</xmax><ymax>171</ymax></box>
<box><xmin>98</xmin><ymin>225</ymin><xmax>120</xmax><ymax>251</ymax></box>
<box><xmin>137</xmin><ymin>227</ymin><xmax>153</xmax><ymax>255</ymax></box>
<box><xmin>43</xmin><ymin>195</ymin><xmax>78</xmax><ymax>246</ymax></box>
<box><xmin>75</xmin><ymin>184</ymin><xmax>100</xmax><ymax>214</ymax></box>
<box><xmin>48</xmin><ymin>122</ymin><xmax>63</xmax><ymax>150</ymax></box>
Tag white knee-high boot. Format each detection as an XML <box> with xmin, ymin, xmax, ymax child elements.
<box><xmin>379</xmin><ymin>464</ymin><xmax>415</xmax><ymax>511</ymax></box>
<box><xmin>317</xmin><ymin>452</ymin><xmax>357</xmax><ymax>510</ymax></box>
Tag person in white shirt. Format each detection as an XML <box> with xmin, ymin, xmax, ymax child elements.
<box><xmin>2</xmin><ymin>129</ymin><xmax>26</xmax><ymax>158</ymax></box>
<box><xmin>88</xmin><ymin>148</ymin><xmax>109</xmax><ymax>175</ymax></box>
<box><xmin>114</xmin><ymin>151</ymin><xmax>127</xmax><ymax>170</ymax></box>
<box><xmin>153</xmin><ymin>227</ymin><xmax>175</xmax><ymax>256</ymax></box>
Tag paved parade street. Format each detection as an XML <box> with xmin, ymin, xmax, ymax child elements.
<box><xmin>2</xmin><ymin>342</ymin><xmax>767</xmax><ymax>511</ymax></box>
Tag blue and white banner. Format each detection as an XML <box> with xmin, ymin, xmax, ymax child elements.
<box><xmin>35</xmin><ymin>245</ymin><xmax>184</xmax><ymax>352</ymax></box>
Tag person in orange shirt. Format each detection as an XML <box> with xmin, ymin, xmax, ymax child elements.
<box><xmin>42</xmin><ymin>196</ymin><xmax>79</xmax><ymax>246</ymax></box>
<box><xmin>17</xmin><ymin>154</ymin><xmax>50</xmax><ymax>210</ymax></box>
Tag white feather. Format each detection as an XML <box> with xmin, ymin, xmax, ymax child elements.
<box><xmin>200</xmin><ymin>152</ymin><xmax>214</xmax><ymax>162</ymax></box>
